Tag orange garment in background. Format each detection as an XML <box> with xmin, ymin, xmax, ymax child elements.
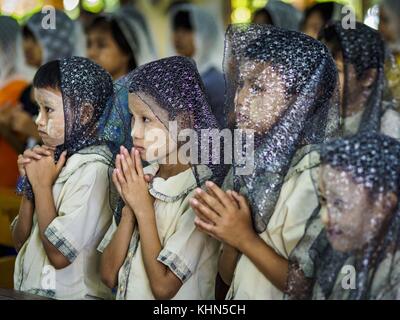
<box><xmin>0</xmin><ymin>78</ymin><xmax>28</xmax><ymax>188</ymax></box>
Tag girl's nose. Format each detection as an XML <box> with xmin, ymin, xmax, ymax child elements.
<box><xmin>131</xmin><ymin>121</ymin><xmax>144</xmax><ymax>140</ymax></box>
<box><xmin>35</xmin><ymin>112</ymin><xmax>45</xmax><ymax>127</ymax></box>
<box><xmin>87</xmin><ymin>45</ymin><xmax>97</xmax><ymax>61</ymax></box>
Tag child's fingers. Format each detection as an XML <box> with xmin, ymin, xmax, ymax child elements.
<box><xmin>133</xmin><ymin>148</ymin><xmax>144</xmax><ymax>177</ymax></box>
<box><xmin>115</xmin><ymin>154</ymin><xmax>122</xmax><ymax>173</ymax></box>
<box><xmin>191</xmin><ymin>202</ymin><xmax>214</xmax><ymax>225</ymax></box>
<box><xmin>23</xmin><ymin>149</ymin><xmax>43</xmax><ymax>160</ymax></box>
<box><xmin>115</xmin><ymin>168</ymin><xmax>127</xmax><ymax>185</ymax></box>
<box><xmin>190</xmin><ymin>198</ymin><xmax>220</xmax><ymax>224</ymax></box>
<box><xmin>231</xmin><ymin>191</ymin><xmax>249</xmax><ymax>212</ymax></box>
<box><xmin>18</xmin><ymin>155</ymin><xmax>31</xmax><ymax>165</ymax></box>
<box><xmin>121</xmin><ymin>146</ymin><xmax>135</xmax><ymax>172</ymax></box>
<box><xmin>226</xmin><ymin>190</ymin><xmax>239</xmax><ymax>209</ymax></box>
<box><xmin>117</xmin><ymin>153</ymin><xmax>130</xmax><ymax>179</ymax></box>
<box><xmin>32</xmin><ymin>145</ymin><xmax>52</xmax><ymax>156</ymax></box>
<box><xmin>194</xmin><ymin>188</ymin><xmax>225</xmax><ymax>215</ymax></box>
<box><xmin>120</xmin><ymin>153</ymin><xmax>134</xmax><ymax>181</ymax></box>
<box><xmin>112</xmin><ymin>169</ymin><xmax>122</xmax><ymax>194</ymax></box>
<box><xmin>205</xmin><ymin>181</ymin><xmax>233</xmax><ymax>209</ymax></box>
<box><xmin>194</xmin><ymin>216</ymin><xmax>217</xmax><ymax>238</ymax></box>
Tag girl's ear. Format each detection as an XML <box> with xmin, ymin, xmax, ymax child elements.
<box><xmin>80</xmin><ymin>103</ymin><xmax>94</xmax><ymax>125</ymax></box>
<box><xmin>374</xmin><ymin>192</ymin><xmax>398</xmax><ymax>219</ymax></box>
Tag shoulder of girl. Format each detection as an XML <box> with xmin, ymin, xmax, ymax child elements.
<box><xmin>59</xmin><ymin>156</ymin><xmax>109</xmax><ymax>183</ymax></box>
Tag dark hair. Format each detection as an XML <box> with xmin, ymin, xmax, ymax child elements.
<box><xmin>87</xmin><ymin>16</ymin><xmax>137</xmax><ymax>71</ymax></box>
<box><xmin>320</xmin><ymin>25</ymin><xmax>343</xmax><ymax>60</ymax></box>
<box><xmin>172</xmin><ymin>10</ymin><xmax>193</xmax><ymax>31</ymax></box>
<box><xmin>22</xmin><ymin>25</ymin><xmax>36</xmax><ymax>41</ymax></box>
<box><xmin>252</xmin><ymin>8</ymin><xmax>273</xmax><ymax>25</ymax></box>
<box><xmin>33</xmin><ymin>60</ymin><xmax>62</xmax><ymax>91</ymax></box>
<box><xmin>301</xmin><ymin>2</ymin><xmax>335</xmax><ymax>29</ymax></box>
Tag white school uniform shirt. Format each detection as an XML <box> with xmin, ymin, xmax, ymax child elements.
<box><xmin>344</xmin><ymin>108</ymin><xmax>400</xmax><ymax>139</ymax></box>
<box><xmin>12</xmin><ymin>145</ymin><xmax>113</xmax><ymax>300</ymax></box>
<box><xmin>225</xmin><ymin>148</ymin><xmax>320</xmax><ymax>300</ymax></box>
<box><xmin>98</xmin><ymin>163</ymin><xmax>220</xmax><ymax>300</ymax></box>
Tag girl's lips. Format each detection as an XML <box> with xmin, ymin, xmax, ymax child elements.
<box><xmin>327</xmin><ymin>228</ymin><xmax>343</xmax><ymax>238</ymax></box>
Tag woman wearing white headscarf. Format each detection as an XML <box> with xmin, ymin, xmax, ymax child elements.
<box><xmin>169</xmin><ymin>3</ymin><xmax>226</xmax><ymax>127</ymax></box>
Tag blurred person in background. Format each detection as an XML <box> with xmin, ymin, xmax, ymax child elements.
<box><xmin>379</xmin><ymin>0</ymin><xmax>400</xmax><ymax>110</ymax></box>
<box><xmin>0</xmin><ymin>16</ymin><xmax>29</xmax><ymax>188</ymax></box>
<box><xmin>86</xmin><ymin>7</ymin><xmax>157</xmax><ymax>81</ymax></box>
<box><xmin>379</xmin><ymin>0</ymin><xmax>400</xmax><ymax>55</ymax></box>
<box><xmin>15</xmin><ymin>10</ymin><xmax>80</xmax><ymax>150</ymax></box>
<box><xmin>320</xmin><ymin>21</ymin><xmax>400</xmax><ymax>139</ymax></box>
<box><xmin>169</xmin><ymin>3</ymin><xmax>226</xmax><ymax>127</ymax></box>
<box><xmin>301</xmin><ymin>2</ymin><xmax>342</xmax><ymax>39</ymax></box>
<box><xmin>252</xmin><ymin>0</ymin><xmax>302</xmax><ymax>31</ymax></box>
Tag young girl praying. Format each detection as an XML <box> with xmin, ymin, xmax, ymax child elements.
<box><xmin>98</xmin><ymin>56</ymin><xmax>226</xmax><ymax>300</ymax></box>
<box><xmin>286</xmin><ymin>133</ymin><xmax>400</xmax><ymax>299</ymax></box>
<box><xmin>11</xmin><ymin>56</ymin><xmax>120</xmax><ymax>299</ymax></box>
<box><xmin>190</xmin><ymin>24</ymin><xmax>339</xmax><ymax>300</ymax></box>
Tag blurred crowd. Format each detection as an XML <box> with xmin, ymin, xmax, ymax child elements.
<box><xmin>0</xmin><ymin>0</ymin><xmax>400</xmax><ymax>299</ymax></box>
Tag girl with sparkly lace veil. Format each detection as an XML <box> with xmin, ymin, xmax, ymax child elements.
<box><xmin>320</xmin><ymin>21</ymin><xmax>400</xmax><ymax>139</ymax></box>
<box><xmin>190</xmin><ymin>24</ymin><xmax>339</xmax><ymax>300</ymax></box>
<box><xmin>286</xmin><ymin>133</ymin><xmax>400</xmax><ymax>300</ymax></box>
<box><xmin>11</xmin><ymin>56</ymin><xmax>127</xmax><ymax>299</ymax></box>
<box><xmin>98</xmin><ymin>56</ymin><xmax>227</xmax><ymax>300</ymax></box>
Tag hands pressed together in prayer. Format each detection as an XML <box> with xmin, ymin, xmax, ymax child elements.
<box><xmin>18</xmin><ymin>145</ymin><xmax>67</xmax><ymax>190</ymax></box>
<box><xmin>15</xmin><ymin>145</ymin><xmax>70</xmax><ymax>269</ymax></box>
<box><xmin>190</xmin><ymin>181</ymin><xmax>257</xmax><ymax>251</ymax></box>
<box><xmin>112</xmin><ymin>146</ymin><xmax>154</xmax><ymax>221</ymax></box>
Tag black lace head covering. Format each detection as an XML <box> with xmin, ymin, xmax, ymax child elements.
<box><xmin>320</xmin><ymin>21</ymin><xmax>386</xmax><ymax>135</ymax></box>
<box><xmin>20</xmin><ymin>57</ymin><xmax>129</xmax><ymax>200</ymax></box>
<box><xmin>286</xmin><ymin>133</ymin><xmax>400</xmax><ymax>300</ymax></box>
<box><xmin>224</xmin><ymin>24</ymin><xmax>340</xmax><ymax>233</ymax></box>
<box><xmin>121</xmin><ymin>55</ymin><xmax>228</xmax><ymax>192</ymax></box>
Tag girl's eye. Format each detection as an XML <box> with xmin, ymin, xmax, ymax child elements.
<box><xmin>143</xmin><ymin>117</ymin><xmax>150</xmax><ymax>123</ymax></box>
<box><xmin>333</xmin><ymin>198</ymin><xmax>344</xmax><ymax>209</ymax></box>
<box><xmin>250</xmin><ymin>83</ymin><xmax>263</xmax><ymax>94</ymax></box>
<box><xmin>319</xmin><ymin>195</ymin><xmax>327</xmax><ymax>205</ymax></box>
<box><xmin>45</xmin><ymin>107</ymin><xmax>53</xmax><ymax>113</ymax></box>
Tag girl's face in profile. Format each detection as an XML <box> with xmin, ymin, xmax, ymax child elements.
<box><xmin>234</xmin><ymin>61</ymin><xmax>288</xmax><ymax>135</ymax></box>
<box><xmin>34</xmin><ymin>87</ymin><xmax>65</xmax><ymax>147</ymax></box>
<box><xmin>319</xmin><ymin>165</ymin><xmax>397</xmax><ymax>252</ymax></box>
<box><xmin>128</xmin><ymin>93</ymin><xmax>178</xmax><ymax>163</ymax></box>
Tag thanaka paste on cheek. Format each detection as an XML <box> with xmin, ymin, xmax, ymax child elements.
<box><xmin>34</xmin><ymin>88</ymin><xmax>65</xmax><ymax>146</ymax></box>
